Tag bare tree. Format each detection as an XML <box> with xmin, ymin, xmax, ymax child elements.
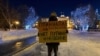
<box><xmin>0</xmin><ymin>0</ymin><xmax>12</xmax><ymax>30</ymax></box>
<box><xmin>0</xmin><ymin>0</ymin><xmax>20</xmax><ymax>30</ymax></box>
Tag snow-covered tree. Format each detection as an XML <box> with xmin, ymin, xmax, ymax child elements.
<box><xmin>71</xmin><ymin>4</ymin><xmax>96</xmax><ymax>31</ymax></box>
<box><xmin>95</xmin><ymin>9</ymin><xmax>100</xmax><ymax>20</ymax></box>
<box><xmin>24</xmin><ymin>7</ymin><xmax>39</xmax><ymax>29</ymax></box>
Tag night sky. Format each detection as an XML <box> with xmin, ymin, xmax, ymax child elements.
<box><xmin>9</xmin><ymin>0</ymin><xmax>100</xmax><ymax>17</ymax></box>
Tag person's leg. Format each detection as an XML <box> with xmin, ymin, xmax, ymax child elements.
<box><xmin>47</xmin><ymin>46</ymin><xmax>52</xmax><ymax>56</ymax></box>
<box><xmin>53</xmin><ymin>45</ymin><xmax>58</xmax><ymax>56</ymax></box>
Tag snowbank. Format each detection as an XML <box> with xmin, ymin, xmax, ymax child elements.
<box><xmin>0</xmin><ymin>28</ymin><xmax>38</xmax><ymax>44</ymax></box>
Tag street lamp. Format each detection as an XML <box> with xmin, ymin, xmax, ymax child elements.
<box><xmin>15</xmin><ymin>21</ymin><xmax>20</xmax><ymax>29</ymax></box>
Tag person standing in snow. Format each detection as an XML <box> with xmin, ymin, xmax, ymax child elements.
<box><xmin>46</xmin><ymin>11</ymin><xmax>60</xmax><ymax>56</ymax></box>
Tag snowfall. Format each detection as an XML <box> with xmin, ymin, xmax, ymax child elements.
<box><xmin>0</xmin><ymin>28</ymin><xmax>100</xmax><ymax>56</ymax></box>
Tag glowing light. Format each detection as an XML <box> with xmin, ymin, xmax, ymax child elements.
<box><xmin>15</xmin><ymin>21</ymin><xmax>20</xmax><ymax>25</ymax></box>
<box><xmin>25</xmin><ymin>25</ymin><xmax>31</xmax><ymax>29</ymax></box>
<box><xmin>66</xmin><ymin>16</ymin><xmax>69</xmax><ymax>19</ymax></box>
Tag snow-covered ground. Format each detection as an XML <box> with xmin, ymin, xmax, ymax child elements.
<box><xmin>13</xmin><ymin>30</ymin><xmax>100</xmax><ymax>56</ymax></box>
<box><xmin>0</xmin><ymin>28</ymin><xmax>38</xmax><ymax>44</ymax></box>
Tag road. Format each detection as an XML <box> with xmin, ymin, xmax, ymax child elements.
<box><xmin>0</xmin><ymin>36</ymin><xmax>36</xmax><ymax>56</ymax></box>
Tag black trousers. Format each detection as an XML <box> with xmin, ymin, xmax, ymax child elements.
<box><xmin>47</xmin><ymin>45</ymin><xmax>58</xmax><ymax>56</ymax></box>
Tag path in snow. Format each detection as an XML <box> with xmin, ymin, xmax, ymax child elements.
<box><xmin>32</xmin><ymin>31</ymin><xmax>100</xmax><ymax>56</ymax></box>
<box><xmin>13</xmin><ymin>30</ymin><xmax>100</xmax><ymax>56</ymax></box>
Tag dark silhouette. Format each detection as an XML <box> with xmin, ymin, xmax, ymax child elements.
<box><xmin>46</xmin><ymin>12</ymin><xmax>60</xmax><ymax>56</ymax></box>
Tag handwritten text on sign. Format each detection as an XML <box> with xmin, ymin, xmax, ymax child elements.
<box><xmin>38</xmin><ymin>21</ymin><xmax>67</xmax><ymax>43</ymax></box>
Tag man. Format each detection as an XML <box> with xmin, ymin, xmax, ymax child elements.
<box><xmin>46</xmin><ymin>12</ymin><xmax>60</xmax><ymax>56</ymax></box>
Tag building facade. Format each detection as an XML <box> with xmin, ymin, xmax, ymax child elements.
<box><xmin>34</xmin><ymin>14</ymin><xmax>74</xmax><ymax>30</ymax></box>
